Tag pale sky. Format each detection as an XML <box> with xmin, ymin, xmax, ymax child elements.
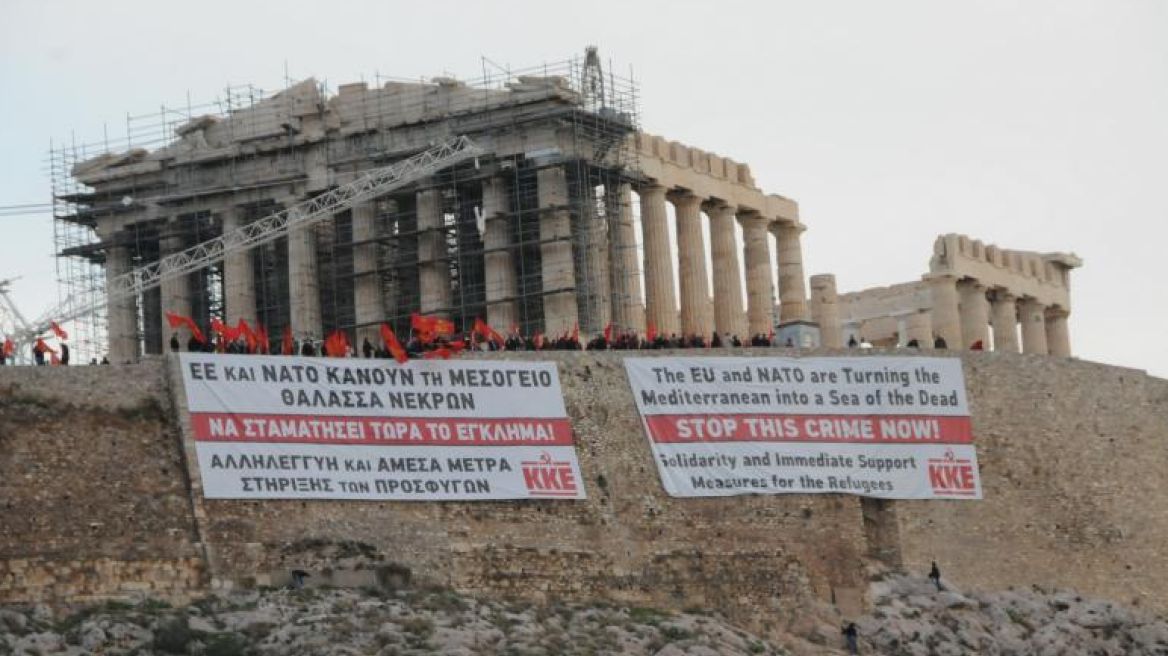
<box><xmin>1</xmin><ymin>0</ymin><xmax>1165</xmax><ymax>377</ymax></box>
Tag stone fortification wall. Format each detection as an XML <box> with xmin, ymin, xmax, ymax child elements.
<box><xmin>2</xmin><ymin>350</ymin><xmax>1167</xmax><ymax>632</ymax></box>
<box><xmin>892</xmin><ymin>353</ymin><xmax>1168</xmax><ymax>608</ymax></box>
<box><xmin>0</xmin><ymin>361</ymin><xmax>206</xmax><ymax>605</ymax></box>
<box><xmin>172</xmin><ymin>352</ymin><xmax>868</xmax><ymax>633</ymax></box>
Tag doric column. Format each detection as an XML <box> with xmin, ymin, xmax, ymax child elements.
<box><xmin>739</xmin><ymin>212</ymin><xmax>775</xmax><ymax>337</ymax></box>
<box><xmin>352</xmin><ymin>200</ymin><xmax>384</xmax><ymax>346</ymax></box>
<box><xmin>577</xmin><ymin>185</ymin><xmax>611</xmax><ymax>334</ymax></box>
<box><xmin>706</xmin><ymin>200</ymin><xmax>746</xmax><ymax>339</ymax></box>
<box><xmin>105</xmin><ymin>243</ymin><xmax>139</xmax><ymax>363</ymax></box>
<box><xmin>809</xmin><ymin>274</ymin><xmax>842</xmax><ymax>348</ymax></box>
<box><xmin>773</xmin><ymin>222</ymin><xmax>810</xmax><ymax>324</ymax></box>
<box><xmin>158</xmin><ymin>231</ymin><xmax>192</xmax><ymax>351</ymax></box>
<box><xmin>482</xmin><ymin>177</ymin><xmax>518</xmax><ymax>332</ymax></box>
<box><xmin>990</xmin><ymin>291</ymin><xmax>1019</xmax><ymax>353</ymax></box>
<box><xmin>537</xmin><ymin>167</ymin><xmax>578</xmax><ymax>336</ymax></box>
<box><xmin>220</xmin><ymin>208</ymin><xmax>257</xmax><ymax>328</ymax></box>
<box><xmin>416</xmin><ymin>188</ymin><xmax>451</xmax><ymax>317</ymax></box>
<box><xmin>670</xmin><ymin>190</ymin><xmax>712</xmax><ymax>337</ymax></box>
<box><xmin>926</xmin><ymin>274</ymin><xmax>962</xmax><ymax>348</ymax></box>
<box><xmin>905</xmin><ymin>311</ymin><xmax>934</xmax><ymax>348</ymax></box>
<box><xmin>287</xmin><ymin>206</ymin><xmax>322</xmax><ymax>341</ymax></box>
<box><xmin>1045</xmin><ymin>307</ymin><xmax>1071</xmax><ymax>357</ymax></box>
<box><xmin>639</xmin><ymin>184</ymin><xmax>678</xmax><ymax>336</ymax></box>
<box><xmin>958</xmin><ymin>280</ymin><xmax>990</xmax><ymax>348</ymax></box>
<box><xmin>1019</xmin><ymin>298</ymin><xmax>1049</xmax><ymax>355</ymax></box>
<box><xmin>607</xmin><ymin>183</ymin><xmax>645</xmax><ymax>333</ymax></box>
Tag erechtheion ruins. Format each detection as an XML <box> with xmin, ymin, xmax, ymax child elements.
<box><xmin>830</xmin><ymin>234</ymin><xmax>1082</xmax><ymax>355</ymax></box>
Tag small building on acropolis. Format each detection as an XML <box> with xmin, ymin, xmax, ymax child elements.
<box><xmin>816</xmin><ymin>234</ymin><xmax>1082</xmax><ymax>355</ymax></box>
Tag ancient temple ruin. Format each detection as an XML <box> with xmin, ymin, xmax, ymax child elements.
<box><xmin>820</xmin><ymin>234</ymin><xmax>1081</xmax><ymax>354</ymax></box>
<box><xmin>49</xmin><ymin>51</ymin><xmax>809</xmax><ymax>362</ymax></box>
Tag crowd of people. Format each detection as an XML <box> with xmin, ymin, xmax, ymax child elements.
<box><xmin>0</xmin><ymin>323</ymin><xmax>968</xmax><ymax>367</ymax></box>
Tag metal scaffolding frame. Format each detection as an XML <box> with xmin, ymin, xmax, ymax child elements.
<box><xmin>47</xmin><ymin>49</ymin><xmax>642</xmax><ymax>361</ymax></box>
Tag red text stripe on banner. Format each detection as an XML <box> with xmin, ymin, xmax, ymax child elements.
<box><xmin>644</xmin><ymin>414</ymin><xmax>972</xmax><ymax>444</ymax></box>
<box><xmin>192</xmin><ymin>413</ymin><xmax>573</xmax><ymax>446</ymax></box>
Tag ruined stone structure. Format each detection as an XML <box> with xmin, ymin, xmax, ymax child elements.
<box><xmin>3</xmin><ymin>350</ymin><xmax>1167</xmax><ymax>634</ymax></box>
<box><xmin>54</xmin><ymin>53</ymin><xmax>809</xmax><ymax>363</ymax></box>
<box><xmin>830</xmin><ymin>234</ymin><xmax>1081</xmax><ymax>354</ymax></box>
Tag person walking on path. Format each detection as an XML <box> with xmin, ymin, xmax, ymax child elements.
<box><xmin>929</xmin><ymin>561</ymin><xmax>943</xmax><ymax>591</ymax></box>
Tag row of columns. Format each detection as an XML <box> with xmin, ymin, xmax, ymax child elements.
<box><xmin>639</xmin><ymin>184</ymin><xmax>807</xmax><ymax>341</ymax></box>
<box><xmin>111</xmin><ymin>167</ymin><xmax>809</xmax><ymax>359</ymax></box>
<box><xmin>928</xmin><ymin>275</ymin><xmax>1072</xmax><ymax>356</ymax></box>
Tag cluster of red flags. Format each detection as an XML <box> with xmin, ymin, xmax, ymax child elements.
<box><xmin>410</xmin><ymin>313</ymin><xmax>465</xmax><ymax>360</ymax></box>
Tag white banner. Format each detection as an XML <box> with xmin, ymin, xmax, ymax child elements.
<box><xmin>624</xmin><ymin>356</ymin><xmax>981</xmax><ymax>500</ymax></box>
<box><xmin>180</xmin><ymin>354</ymin><xmax>585</xmax><ymax>501</ymax></box>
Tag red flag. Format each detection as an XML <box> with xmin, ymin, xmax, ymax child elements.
<box><xmin>49</xmin><ymin>321</ymin><xmax>68</xmax><ymax>341</ymax></box>
<box><xmin>255</xmin><ymin>325</ymin><xmax>270</xmax><ymax>354</ymax></box>
<box><xmin>210</xmin><ymin>318</ymin><xmax>239</xmax><ymax>342</ymax></box>
<box><xmin>603</xmin><ymin>323</ymin><xmax>612</xmax><ymax>342</ymax></box>
<box><xmin>35</xmin><ymin>337</ymin><xmax>56</xmax><ymax>354</ymax></box>
<box><xmin>235</xmin><ymin>319</ymin><xmax>257</xmax><ymax>353</ymax></box>
<box><xmin>324</xmin><ymin>330</ymin><xmax>349</xmax><ymax>358</ymax></box>
<box><xmin>166</xmin><ymin>313</ymin><xmax>186</xmax><ymax>330</ymax></box>
<box><xmin>166</xmin><ymin>313</ymin><xmax>206</xmax><ymax>343</ymax></box>
<box><xmin>572</xmin><ymin>321</ymin><xmax>579</xmax><ymax>343</ymax></box>
<box><xmin>473</xmin><ymin>318</ymin><xmax>505</xmax><ymax>349</ymax></box>
<box><xmin>2</xmin><ymin>337</ymin><xmax>14</xmax><ymax>357</ymax></box>
<box><xmin>380</xmin><ymin>324</ymin><xmax>408</xmax><ymax>364</ymax></box>
<box><xmin>282</xmin><ymin>325</ymin><xmax>294</xmax><ymax>355</ymax></box>
<box><xmin>646</xmin><ymin>321</ymin><xmax>657</xmax><ymax>343</ymax></box>
<box><xmin>423</xmin><ymin>347</ymin><xmax>452</xmax><ymax>360</ymax></box>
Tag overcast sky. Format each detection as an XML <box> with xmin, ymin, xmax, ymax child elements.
<box><xmin>1</xmin><ymin>0</ymin><xmax>1164</xmax><ymax>376</ymax></box>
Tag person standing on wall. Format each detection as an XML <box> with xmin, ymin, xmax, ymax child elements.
<box><xmin>929</xmin><ymin>561</ymin><xmax>943</xmax><ymax>591</ymax></box>
<box><xmin>841</xmin><ymin>622</ymin><xmax>859</xmax><ymax>654</ymax></box>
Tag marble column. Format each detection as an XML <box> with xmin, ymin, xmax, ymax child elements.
<box><xmin>739</xmin><ymin>212</ymin><xmax>775</xmax><ymax>338</ymax></box>
<box><xmin>482</xmin><ymin>177</ymin><xmax>518</xmax><ymax>332</ymax></box>
<box><xmin>220</xmin><ymin>208</ymin><xmax>257</xmax><ymax>329</ymax></box>
<box><xmin>105</xmin><ymin>243</ymin><xmax>139</xmax><ymax>363</ymax></box>
<box><xmin>706</xmin><ymin>200</ymin><xmax>746</xmax><ymax>339</ymax></box>
<box><xmin>670</xmin><ymin>191</ymin><xmax>712</xmax><ymax>337</ymax></box>
<box><xmin>1019</xmin><ymin>298</ymin><xmax>1049</xmax><ymax>355</ymax></box>
<box><xmin>990</xmin><ymin>291</ymin><xmax>1019</xmax><ymax>354</ymax></box>
<box><xmin>773</xmin><ymin>222</ymin><xmax>810</xmax><ymax>324</ymax></box>
<box><xmin>1045</xmin><ymin>307</ymin><xmax>1071</xmax><ymax>357</ymax></box>
<box><xmin>638</xmin><ymin>184</ymin><xmax>679</xmax><ymax>336</ymax></box>
<box><xmin>537</xmin><ymin>167</ymin><xmax>578</xmax><ymax>336</ymax></box>
<box><xmin>287</xmin><ymin>206</ymin><xmax>322</xmax><ymax>341</ymax></box>
<box><xmin>958</xmin><ymin>280</ymin><xmax>990</xmax><ymax>349</ymax></box>
<box><xmin>606</xmin><ymin>183</ymin><xmax>645</xmax><ymax>334</ymax></box>
<box><xmin>578</xmin><ymin>185</ymin><xmax>611</xmax><ymax>334</ymax></box>
<box><xmin>809</xmin><ymin>274</ymin><xmax>842</xmax><ymax>348</ymax></box>
<box><xmin>158</xmin><ymin>231</ymin><xmax>192</xmax><ymax>350</ymax></box>
<box><xmin>416</xmin><ymin>188</ymin><xmax>451</xmax><ymax>317</ymax></box>
<box><xmin>351</xmin><ymin>200</ymin><xmax>384</xmax><ymax>346</ymax></box>
<box><xmin>926</xmin><ymin>274</ymin><xmax>962</xmax><ymax>348</ymax></box>
<box><xmin>905</xmin><ymin>311</ymin><xmax>934</xmax><ymax>348</ymax></box>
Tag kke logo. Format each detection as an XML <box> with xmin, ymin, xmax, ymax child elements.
<box><xmin>927</xmin><ymin>449</ymin><xmax>978</xmax><ymax>497</ymax></box>
<box><xmin>521</xmin><ymin>452</ymin><xmax>578</xmax><ymax>497</ymax></box>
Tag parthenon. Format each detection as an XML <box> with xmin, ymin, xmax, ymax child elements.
<box><xmin>53</xmin><ymin>51</ymin><xmax>813</xmax><ymax>362</ymax></box>
<box><xmin>829</xmin><ymin>234</ymin><xmax>1082</xmax><ymax>355</ymax></box>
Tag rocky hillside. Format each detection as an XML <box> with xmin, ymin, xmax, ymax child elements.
<box><xmin>0</xmin><ymin>587</ymin><xmax>790</xmax><ymax>656</ymax></box>
<box><xmin>3</xmin><ymin>575</ymin><xmax>1168</xmax><ymax>655</ymax></box>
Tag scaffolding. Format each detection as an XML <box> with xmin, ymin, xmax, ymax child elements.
<box><xmin>48</xmin><ymin>49</ymin><xmax>642</xmax><ymax>362</ymax></box>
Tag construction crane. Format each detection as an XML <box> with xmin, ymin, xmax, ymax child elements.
<box><xmin>14</xmin><ymin>135</ymin><xmax>484</xmax><ymax>358</ymax></box>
